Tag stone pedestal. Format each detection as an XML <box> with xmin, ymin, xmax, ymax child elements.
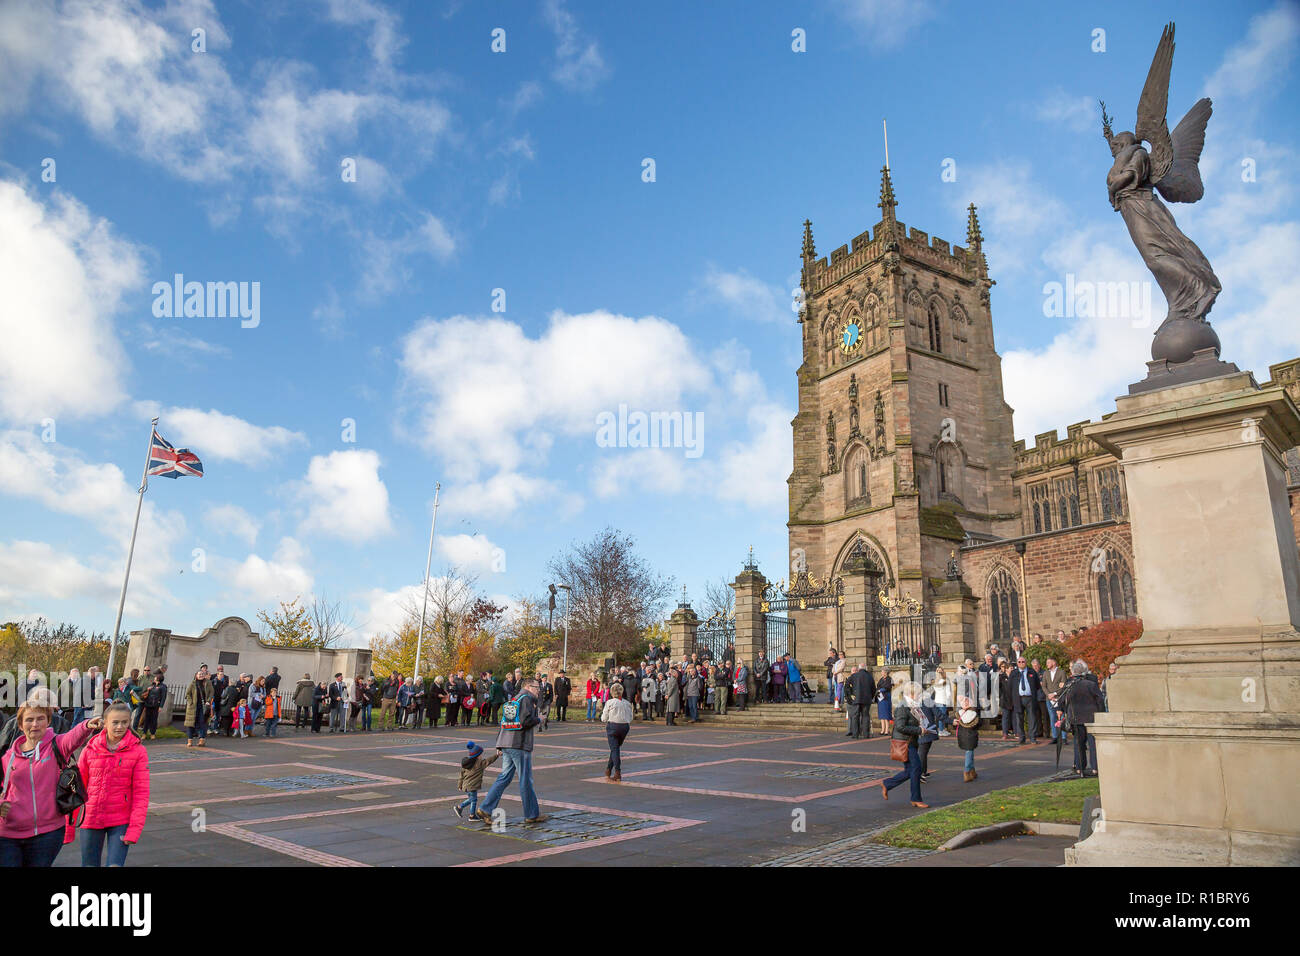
<box><xmin>932</xmin><ymin>579</ymin><xmax>978</xmax><ymax>664</ymax></box>
<box><xmin>732</xmin><ymin>568</ymin><xmax>767</xmax><ymax>665</ymax></box>
<box><xmin>668</xmin><ymin>605</ymin><xmax>699</xmax><ymax>662</ymax></box>
<box><xmin>1070</xmin><ymin>370</ymin><xmax>1300</xmax><ymax>866</ymax></box>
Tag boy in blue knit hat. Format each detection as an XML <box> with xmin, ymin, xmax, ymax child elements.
<box><xmin>454</xmin><ymin>741</ymin><xmax>500</xmax><ymax>819</ymax></box>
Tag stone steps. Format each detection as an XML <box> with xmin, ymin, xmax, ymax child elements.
<box><xmin>692</xmin><ymin>703</ymin><xmax>858</xmax><ymax>732</ymax></box>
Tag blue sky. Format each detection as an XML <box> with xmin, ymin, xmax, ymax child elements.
<box><xmin>1</xmin><ymin>0</ymin><xmax>1297</xmax><ymax>645</ymax></box>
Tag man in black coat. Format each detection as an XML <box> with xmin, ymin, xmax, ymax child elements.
<box><xmin>846</xmin><ymin>665</ymin><xmax>875</xmax><ymax>738</ymax></box>
<box><xmin>554</xmin><ymin>670</ymin><xmax>572</xmax><ymax>721</ymax></box>
<box><xmin>220</xmin><ymin>680</ymin><xmax>242</xmax><ymax>736</ymax></box>
<box><xmin>265</xmin><ymin>667</ymin><xmax>282</xmax><ymax>694</ymax></box>
<box><xmin>1009</xmin><ymin>658</ymin><xmax>1041</xmax><ymax>743</ymax></box>
<box><xmin>1059</xmin><ymin>662</ymin><xmax>1105</xmax><ymax>776</ymax></box>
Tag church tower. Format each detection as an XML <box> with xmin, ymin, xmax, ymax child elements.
<box><xmin>788</xmin><ymin>168</ymin><xmax>1018</xmax><ymax>659</ymax></box>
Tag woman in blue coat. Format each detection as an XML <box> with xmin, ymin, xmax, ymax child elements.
<box><xmin>785</xmin><ymin>656</ymin><xmax>802</xmax><ymax>703</ymax></box>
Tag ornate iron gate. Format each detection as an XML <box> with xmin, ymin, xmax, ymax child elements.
<box><xmin>693</xmin><ymin>612</ymin><xmax>734</xmax><ymax>661</ymax></box>
<box><xmin>764</xmin><ymin>614</ymin><xmax>794</xmax><ymax>659</ymax></box>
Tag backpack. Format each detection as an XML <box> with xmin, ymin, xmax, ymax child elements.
<box><xmin>500</xmin><ymin>695</ymin><xmax>524</xmax><ymax>730</ymax></box>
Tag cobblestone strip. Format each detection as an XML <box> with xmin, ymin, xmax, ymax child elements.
<box><xmin>754</xmin><ymin>831</ymin><xmax>934</xmax><ymax>867</ymax></box>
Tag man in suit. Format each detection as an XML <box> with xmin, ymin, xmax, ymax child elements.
<box><xmin>1010</xmin><ymin>657</ymin><xmax>1040</xmax><ymax>743</ymax></box>
<box><xmin>846</xmin><ymin>664</ymin><xmax>875</xmax><ymax>738</ymax></box>
<box><xmin>328</xmin><ymin>672</ymin><xmax>349</xmax><ymax>733</ymax></box>
<box><xmin>553</xmin><ymin>670</ymin><xmax>572</xmax><ymax>721</ymax></box>
<box><xmin>1040</xmin><ymin>656</ymin><xmax>1067</xmax><ymax>741</ymax></box>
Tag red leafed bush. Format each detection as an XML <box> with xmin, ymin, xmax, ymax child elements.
<box><xmin>1067</xmin><ymin>618</ymin><xmax>1142</xmax><ymax>674</ymax></box>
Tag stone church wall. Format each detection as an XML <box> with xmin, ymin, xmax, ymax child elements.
<box><xmin>959</xmin><ymin>520</ymin><xmax>1135</xmax><ymax>653</ymax></box>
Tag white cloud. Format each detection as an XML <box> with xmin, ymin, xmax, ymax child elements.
<box><xmin>1033</xmin><ymin>89</ymin><xmax>1097</xmax><ymax>133</ymax></box>
<box><xmin>542</xmin><ymin>0</ymin><xmax>610</xmax><ymax>91</ymax></box>
<box><xmin>355</xmin><ymin>582</ymin><xmax>424</xmax><ymax>640</ymax></box>
<box><xmin>591</xmin><ymin>450</ymin><xmax>690</xmax><ymax>498</ymax></box>
<box><xmin>696</xmin><ymin>266</ymin><xmax>790</xmax><ymax>324</ymax></box>
<box><xmin>944</xmin><ymin>162</ymin><xmax>1070</xmax><ymax>277</ymax></box>
<box><xmin>1204</xmin><ymin>4</ymin><xmax>1300</xmax><ymax>101</ymax></box>
<box><xmin>399</xmin><ymin>310</ymin><xmax>710</xmax><ymax>486</ymax></box>
<box><xmin>0</xmin><ymin>540</ymin><xmax>120</xmax><ymax>610</ymax></box>
<box><xmin>0</xmin><ymin>0</ymin><xmax>238</xmax><ymax>181</ymax></box>
<box><xmin>319</xmin><ymin>0</ymin><xmax>406</xmax><ymax>71</ymax></box>
<box><xmin>157</xmin><ymin>407</ymin><xmax>308</xmax><ymax>467</ymax></box>
<box><xmin>203</xmin><ymin>503</ymin><xmax>260</xmax><ymax>548</ymax></box>
<box><xmin>831</xmin><ymin>0</ymin><xmax>937</xmax><ymax>49</ymax></box>
<box><xmin>0</xmin><ymin>430</ymin><xmax>188</xmax><ymax>613</ymax></box>
<box><xmin>0</xmin><ymin>1</ymin><xmax>450</xmax><ymax>189</ymax></box>
<box><xmin>359</xmin><ymin>213</ymin><xmax>457</xmax><ymax>298</ymax></box>
<box><xmin>437</xmin><ymin>533</ymin><xmax>506</xmax><ymax>575</ymax></box>
<box><xmin>227</xmin><ymin>537</ymin><xmax>314</xmax><ymax>605</ymax></box>
<box><xmin>297</xmin><ymin>449</ymin><xmax>393</xmax><ymax>541</ymax></box>
<box><xmin>439</xmin><ymin>472</ymin><xmax>582</xmax><ymax>520</ymax></box>
<box><xmin>0</xmin><ymin>181</ymin><xmax>141</xmax><ymax>423</ymax></box>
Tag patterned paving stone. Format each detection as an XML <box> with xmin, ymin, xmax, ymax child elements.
<box><xmin>457</xmin><ymin>807</ymin><xmax>661</xmax><ymax>847</ymax></box>
<box><xmin>246</xmin><ymin>772</ymin><xmax>373</xmax><ymax>792</ymax></box>
<box><xmin>777</xmin><ymin>766</ymin><xmax>884</xmax><ymax>782</ymax></box>
<box><xmin>148</xmin><ymin>748</ymin><xmax>233</xmax><ymax>763</ymax></box>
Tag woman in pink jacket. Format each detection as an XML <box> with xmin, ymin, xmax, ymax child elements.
<box><xmin>77</xmin><ymin>702</ymin><xmax>150</xmax><ymax>866</ymax></box>
<box><xmin>0</xmin><ymin>702</ymin><xmax>100</xmax><ymax>867</ymax></box>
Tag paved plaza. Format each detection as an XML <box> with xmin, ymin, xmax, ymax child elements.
<box><xmin>61</xmin><ymin>719</ymin><xmax>1065</xmax><ymax>867</ymax></box>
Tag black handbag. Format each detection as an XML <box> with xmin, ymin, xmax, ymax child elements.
<box><xmin>52</xmin><ymin>740</ymin><xmax>87</xmax><ymax>816</ymax></box>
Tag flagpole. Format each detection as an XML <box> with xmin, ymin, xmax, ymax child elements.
<box><xmin>413</xmin><ymin>482</ymin><xmax>440</xmax><ymax>679</ymax></box>
<box><xmin>103</xmin><ymin>417</ymin><xmax>158</xmax><ymax>709</ymax></box>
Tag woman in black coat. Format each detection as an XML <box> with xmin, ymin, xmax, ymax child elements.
<box><xmin>879</xmin><ymin>683</ymin><xmax>928</xmax><ymax>807</ymax></box>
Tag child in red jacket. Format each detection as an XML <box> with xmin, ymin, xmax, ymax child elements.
<box><xmin>77</xmin><ymin>702</ymin><xmax>150</xmax><ymax>867</ymax></box>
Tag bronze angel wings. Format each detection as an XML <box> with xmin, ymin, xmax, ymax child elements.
<box><xmin>1104</xmin><ymin>22</ymin><xmax>1213</xmax><ymax>203</ymax></box>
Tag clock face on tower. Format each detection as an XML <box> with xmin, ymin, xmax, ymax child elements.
<box><xmin>839</xmin><ymin>320</ymin><xmax>863</xmax><ymax>354</ymax></box>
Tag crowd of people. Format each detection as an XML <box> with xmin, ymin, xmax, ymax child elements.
<box><xmin>0</xmin><ymin>632</ymin><xmax>1118</xmax><ymax>865</ymax></box>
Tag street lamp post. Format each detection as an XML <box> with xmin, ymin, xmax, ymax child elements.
<box><xmin>557</xmin><ymin>584</ymin><xmax>572</xmax><ymax>672</ymax></box>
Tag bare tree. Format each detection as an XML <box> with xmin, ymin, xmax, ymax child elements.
<box><xmin>307</xmin><ymin>595</ymin><xmax>357</xmax><ymax>649</ymax></box>
<box><xmin>547</xmin><ymin>527</ymin><xmax>674</xmax><ymax>660</ymax></box>
<box><xmin>702</xmin><ymin>577</ymin><xmax>735</xmax><ymax>621</ymax></box>
<box><xmin>412</xmin><ymin>566</ymin><xmax>479</xmax><ymax>673</ymax></box>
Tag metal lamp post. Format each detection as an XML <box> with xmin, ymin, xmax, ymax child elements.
<box><xmin>557</xmin><ymin>584</ymin><xmax>572</xmax><ymax>672</ymax></box>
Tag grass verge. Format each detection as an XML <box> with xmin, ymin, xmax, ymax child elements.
<box><xmin>874</xmin><ymin>776</ymin><xmax>1100</xmax><ymax>850</ymax></box>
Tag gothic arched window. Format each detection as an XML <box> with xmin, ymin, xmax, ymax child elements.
<box><xmin>1096</xmin><ymin>548</ymin><xmax>1137</xmax><ymax>620</ymax></box>
<box><xmin>1097</xmin><ymin>466</ymin><xmax>1123</xmax><ymax>520</ymax></box>
<box><xmin>845</xmin><ymin>446</ymin><xmax>869</xmax><ymax>510</ymax></box>
<box><xmin>1033</xmin><ymin>503</ymin><xmax>1042</xmax><ymax>534</ymax></box>
<box><xmin>928</xmin><ymin>302</ymin><xmax>943</xmax><ymax>353</ymax></box>
<box><xmin>989</xmin><ymin>567</ymin><xmax>1021</xmax><ymax>645</ymax></box>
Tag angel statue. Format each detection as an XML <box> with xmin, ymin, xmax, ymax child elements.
<box><xmin>1102</xmin><ymin>22</ymin><xmax>1221</xmax><ymax>367</ymax></box>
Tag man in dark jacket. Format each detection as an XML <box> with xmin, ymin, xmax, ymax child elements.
<box><xmin>475</xmin><ymin>678</ymin><xmax>545</xmax><ymax>826</ymax></box>
<box><xmin>220</xmin><ymin>679</ymin><xmax>242</xmax><ymax>736</ymax></box>
<box><xmin>1060</xmin><ymin>661</ymin><xmax>1105</xmax><ymax>776</ymax></box>
<box><xmin>1010</xmin><ymin>657</ymin><xmax>1041</xmax><ymax>743</ymax></box>
<box><xmin>753</xmin><ymin>653</ymin><xmax>770</xmax><ymax>706</ymax></box>
<box><xmin>847</xmin><ymin>665</ymin><xmax>876</xmax><ymax>738</ymax></box>
<box><xmin>554</xmin><ymin>670</ymin><xmax>572</xmax><ymax>721</ymax></box>
<box><xmin>265</xmin><ymin>667</ymin><xmax>282</xmax><ymax>694</ymax></box>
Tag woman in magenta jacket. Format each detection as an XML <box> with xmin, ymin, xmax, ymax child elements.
<box><xmin>0</xmin><ymin>703</ymin><xmax>100</xmax><ymax>867</ymax></box>
<box><xmin>77</xmin><ymin>702</ymin><xmax>150</xmax><ymax>867</ymax></box>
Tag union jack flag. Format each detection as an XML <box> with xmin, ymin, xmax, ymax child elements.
<box><xmin>148</xmin><ymin>429</ymin><xmax>204</xmax><ymax>479</ymax></box>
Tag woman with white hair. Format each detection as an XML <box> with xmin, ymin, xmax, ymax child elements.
<box><xmin>600</xmin><ymin>682</ymin><xmax>634</xmax><ymax>782</ymax></box>
<box><xmin>1058</xmin><ymin>660</ymin><xmax>1105</xmax><ymax>777</ymax></box>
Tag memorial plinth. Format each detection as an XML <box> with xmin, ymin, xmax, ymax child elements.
<box><xmin>1068</xmin><ymin>370</ymin><xmax>1300</xmax><ymax>866</ymax></box>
